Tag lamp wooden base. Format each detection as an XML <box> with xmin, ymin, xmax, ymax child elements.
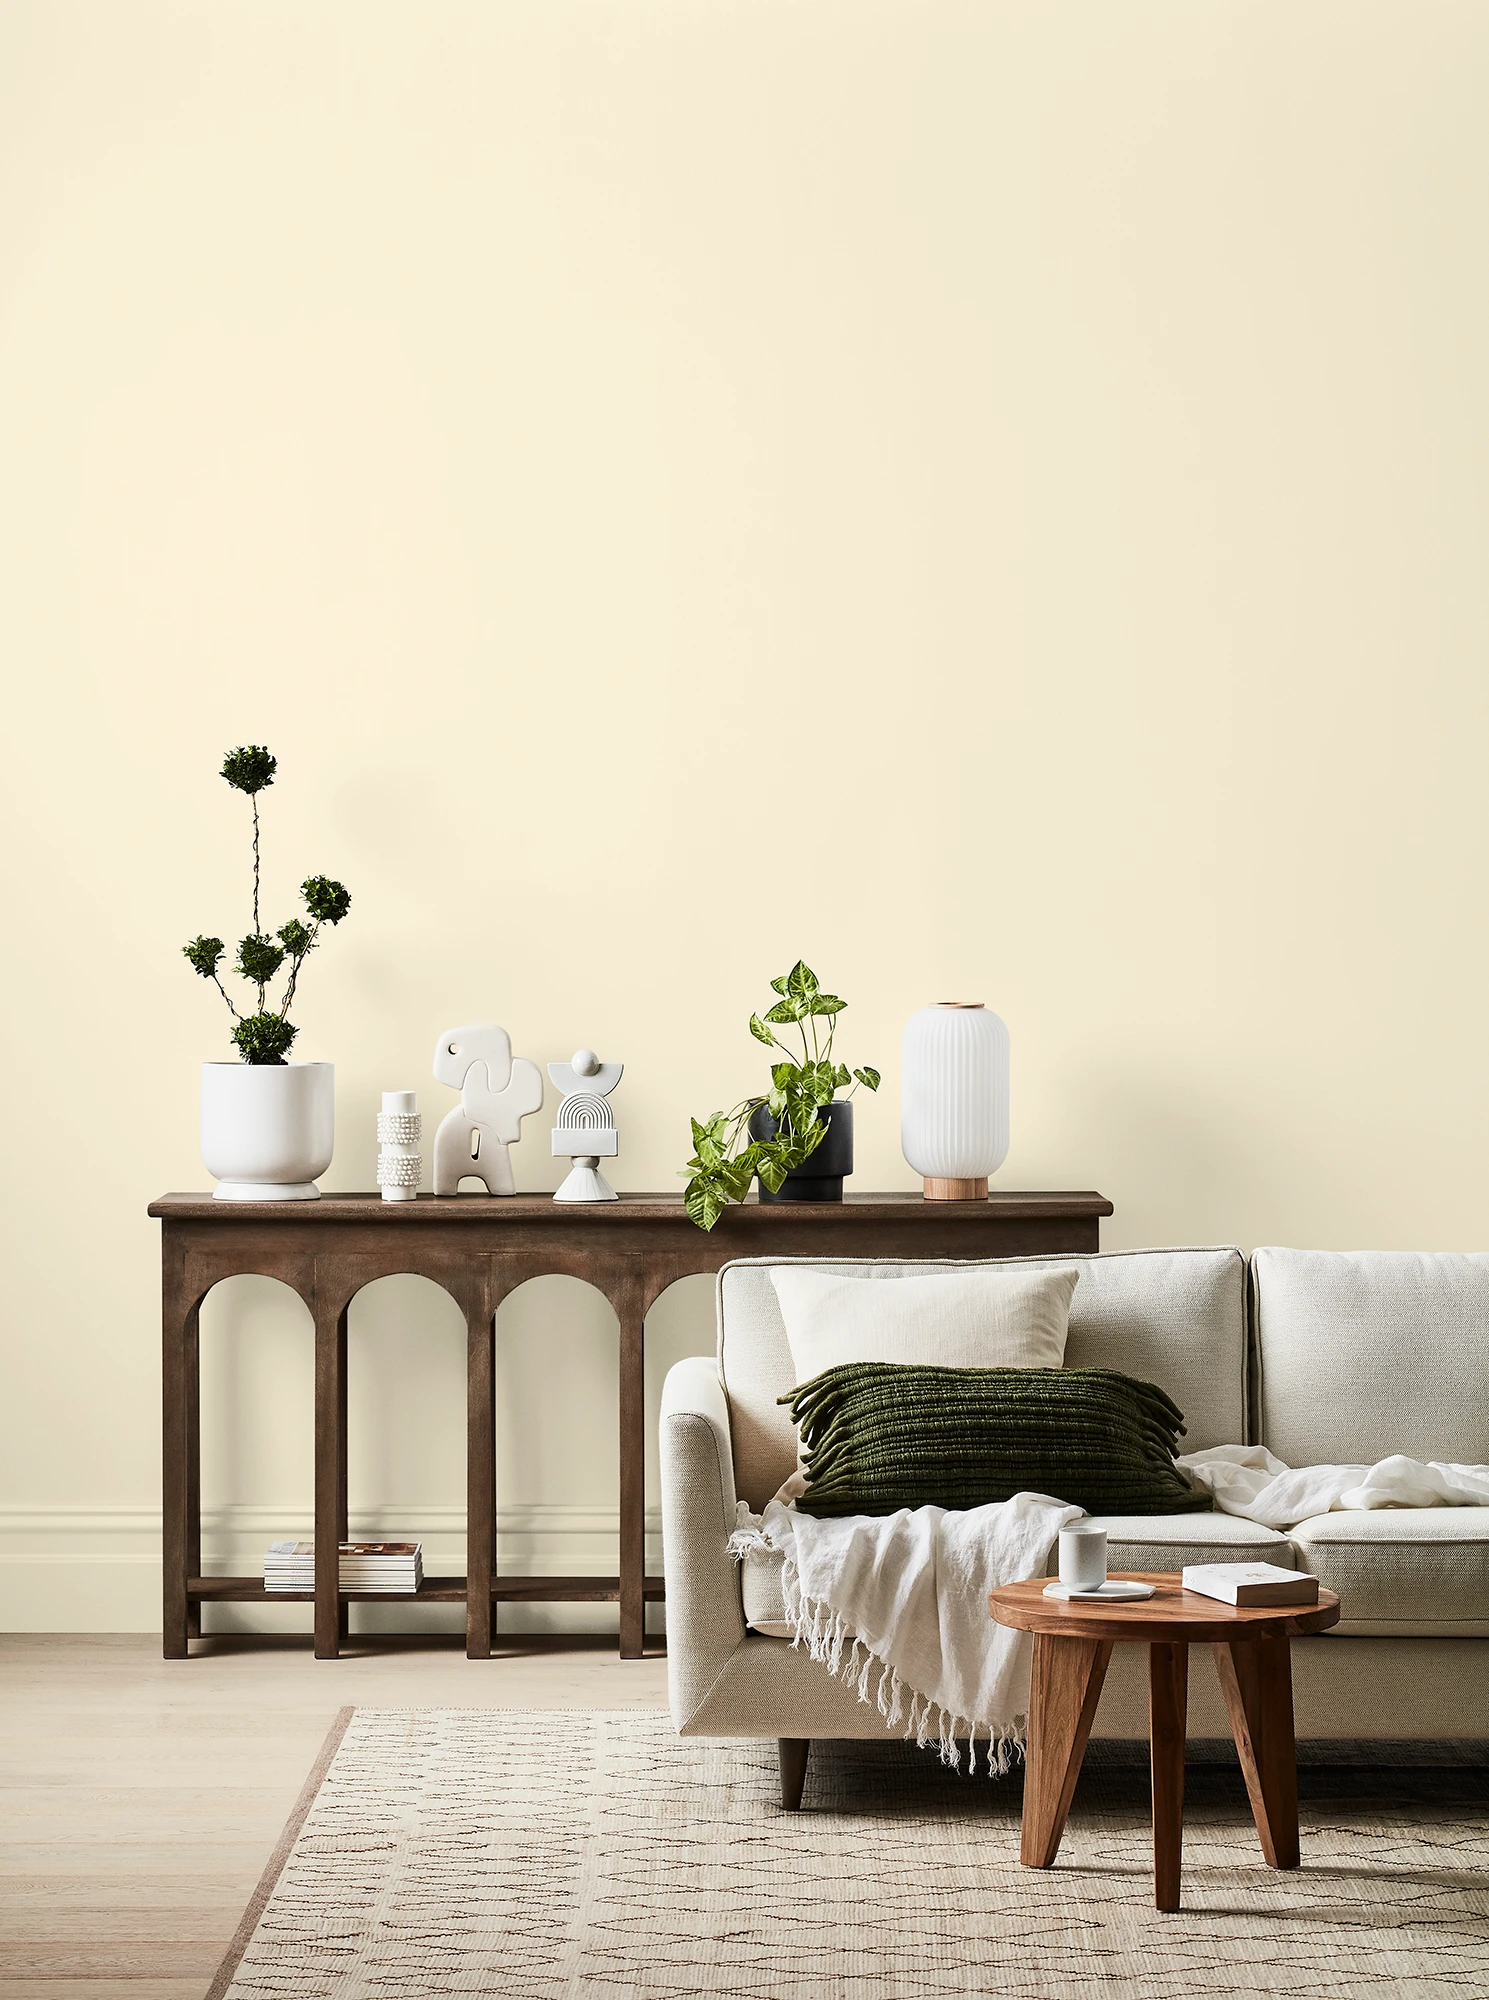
<box><xmin>923</xmin><ymin>1177</ymin><xmax>989</xmax><ymax>1201</ymax></box>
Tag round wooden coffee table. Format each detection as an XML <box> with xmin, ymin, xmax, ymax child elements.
<box><xmin>989</xmin><ymin>1572</ymin><xmax>1340</xmax><ymax>1910</ymax></box>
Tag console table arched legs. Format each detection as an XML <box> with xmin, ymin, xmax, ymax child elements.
<box><xmin>153</xmin><ymin>1190</ymin><xmax>1112</xmax><ymax>1660</ymax></box>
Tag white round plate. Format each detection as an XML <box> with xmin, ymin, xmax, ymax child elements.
<box><xmin>1042</xmin><ymin>1579</ymin><xmax>1157</xmax><ymax>1602</ymax></box>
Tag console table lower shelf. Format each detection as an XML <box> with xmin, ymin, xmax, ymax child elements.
<box><xmin>151</xmin><ymin>1187</ymin><xmax>1111</xmax><ymax>1661</ymax></box>
<box><xmin>189</xmin><ymin>1574</ymin><xmax>668</xmax><ymax>1605</ymax></box>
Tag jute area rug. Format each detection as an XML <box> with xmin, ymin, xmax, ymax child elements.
<box><xmin>211</xmin><ymin>1707</ymin><xmax>1488</xmax><ymax>1999</ymax></box>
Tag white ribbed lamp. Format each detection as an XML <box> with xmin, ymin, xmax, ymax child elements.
<box><xmin>901</xmin><ymin>1002</ymin><xmax>1010</xmax><ymax>1200</ymax></box>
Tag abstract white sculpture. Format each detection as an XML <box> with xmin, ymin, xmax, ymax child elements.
<box><xmin>376</xmin><ymin>1090</ymin><xmax>422</xmax><ymax>1203</ymax></box>
<box><xmin>901</xmin><ymin>1001</ymin><xmax>1010</xmax><ymax>1199</ymax></box>
<box><xmin>548</xmin><ymin>1047</ymin><xmax>623</xmax><ymax>1203</ymax></box>
<box><xmin>432</xmin><ymin>1023</ymin><xmax>544</xmax><ymax>1196</ymax></box>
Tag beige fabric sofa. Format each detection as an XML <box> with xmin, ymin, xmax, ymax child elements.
<box><xmin>659</xmin><ymin>1247</ymin><xmax>1489</xmax><ymax>1767</ymax></box>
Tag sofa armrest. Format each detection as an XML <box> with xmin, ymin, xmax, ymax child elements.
<box><xmin>660</xmin><ymin>1356</ymin><xmax>746</xmax><ymax>1730</ymax></box>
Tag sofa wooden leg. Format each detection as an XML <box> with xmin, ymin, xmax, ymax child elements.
<box><xmin>779</xmin><ymin>1737</ymin><xmax>810</xmax><ymax>1810</ymax></box>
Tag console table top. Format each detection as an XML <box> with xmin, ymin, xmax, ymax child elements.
<box><xmin>150</xmin><ymin>1189</ymin><xmax>1115</xmax><ymax>1224</ymax></box>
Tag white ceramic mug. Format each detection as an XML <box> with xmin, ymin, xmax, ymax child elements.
<box><xmin>1058</xmin><ymin>1525</ymin><xmax>1107</xmax><ymax>1591</ymax></box>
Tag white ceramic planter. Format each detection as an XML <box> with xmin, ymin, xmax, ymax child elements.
<box><xmin>201</xmin><ymin>1061</ymin><xmax>335</xmax><ymax>1201</ymax></box>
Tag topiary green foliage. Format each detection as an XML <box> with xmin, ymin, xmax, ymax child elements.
<box><xmin>236</xmin><ymin>934</ymin><xmax>285</xmax><ymax>985</ymax></box>
<box><xmin>181</xmin><ymin>745</ymin><xmax>352</xmax><ymax>1064</ymax></box>
<box><xmin>232</xmin><ymin>1012</ymin><xmax>299</xmax><ymax>1065</ymax></box>
<box><xmin>221</xmin><ymin>745</ymin><xmax>277</xmax><ymax>794</ymax></box>
<box><xmin>183</xmin><ymin>935</ymin><xmax>225</xmax><ymax>977</ymax></box>
<box><xmin>681</xmin><ymin>961</ymin><xmax>880</xmax><ymax>1230</ymax></box>
<box><xmin>301</xmin><ymin>875</ymin><xmax>351</xmax><ymax>925</ymax></box>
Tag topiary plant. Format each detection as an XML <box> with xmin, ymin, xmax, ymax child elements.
<box><xmin>182</xmin><ymin>746</ymin><xmax>351</xmax><ymax>1064</ymax></box>
<box><xmin>681</xmin><ymin>960</ymin><xmax>880</xmax><ymax>1230</ymax></box>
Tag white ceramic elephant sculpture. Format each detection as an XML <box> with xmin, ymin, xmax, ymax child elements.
<box><xmin>432</xmin><ymin>1023</ymin><xmax>543</xmax><ymax>1196</ymax></box>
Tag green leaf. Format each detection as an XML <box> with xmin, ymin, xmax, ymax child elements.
<box><xmin>853</xmin><ymin>1066</ymin><xmax>882</xmax><ymax>1092</ymax></box>
<box><xmin>784</xmin><ymin>1096</ymin><xmax>825</xmax><ymax>1139</ymax></box>
<box><xmin>811</xmin><ymin>994</ymin><xmax>846</xmax><ymax>1016</ymax></box>
<box><xmin>784</xmin><ymin>960</ymin><xmax>819</xmax><ymax>1000</ymax></box>
<box><xmin>832</xmin><ymin>1063</ymin><xmax>851</xmax><ymax>1090</ymax></box>
<box><xmin>764</xmin><ymin>998</ymin><xmax>802</xmax><ymax>1025</ymax></box>
<box><xmin>770</xmin><ymin>1062</ymin><xmax>799</xmax><ymax>1088</ymax></box>
<box><xmin>756</xmin><ymin>1153</ymin><xmax>790</xmax><ymax>1193</ymax></box>
<box><xmin>748</xmin><ymin>1013</ymin><xmax>775</xmax><ymax>1046</ymax></box>
<box><xmin>769</xmin><ymin>973</ymin><xmax>791</xmax><ymax>996</ymax></box>
<box><xmin>684</xmin><ymin>1178</ymin><xmax>725</xmax><ymax>1232</ymax></box>
<box><xmin>792</xmin><ymin>1061</ymin><xmax>835</xmax><ymax>1105</ymax></box>
<box><xmin>767</xmin><ymin>1086</ymin><xmax>786</xmax><ymax>1119</ymax></box>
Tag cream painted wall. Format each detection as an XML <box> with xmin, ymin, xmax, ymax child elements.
<box><xmin>3</xmin><ymin>2</ymin><xmax>1487</xmax><ymax>1631</ymax></box>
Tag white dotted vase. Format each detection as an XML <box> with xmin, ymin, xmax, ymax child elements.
<box><xmin>900</xmin><ymin>1003</ymin><xmax>1009</xmax><ymax>1200</ymax></box>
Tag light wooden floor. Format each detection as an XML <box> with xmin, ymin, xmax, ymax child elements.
<box><xmin>0</xmin><ymin>1632</ymin><xmax>670</xmax><ymax>1999</ymax></box>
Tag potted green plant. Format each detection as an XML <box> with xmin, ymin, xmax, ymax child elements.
<box><xmin>682</xmin><ymin>962</ymin><xmax>880</xmax><ymax>1230</ymax></box>
<box><xmin>183</xmin><ymin>746</ymin><xmax>351</xmax><ymax>1200</ymax></box>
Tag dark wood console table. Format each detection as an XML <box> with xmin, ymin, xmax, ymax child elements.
<box><xmin>151</xmin><ymin>1189</ymin><xmax>1113</xmax><ymax>1661</ymax></box>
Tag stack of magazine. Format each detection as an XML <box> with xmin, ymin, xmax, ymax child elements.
<box><xmin>263</xmin><ymin>1541</ymin><xmax>424</xmax><ymax>1593</ymax></box>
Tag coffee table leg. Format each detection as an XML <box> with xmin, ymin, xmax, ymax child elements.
<box><xmin>1021</xmin><ymin>1634</ymin><xmax>1113</xmax><ymax>1868</ymax></box>
<box><xmin>1214</xmin><ymin>1637</ymin><xmax>1300</xmax><ymax>1869</ymax></box>
<box><xmin>1149</xmin><ymin>1641</ymin><xmax>1188</xmax><ymax>1911</ymax></box>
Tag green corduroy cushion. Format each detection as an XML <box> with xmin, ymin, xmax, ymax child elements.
<box><xmin>780</xmin><ymin>1362</ymin><xmax>1211</xmax><ymax>1519</ymax></box>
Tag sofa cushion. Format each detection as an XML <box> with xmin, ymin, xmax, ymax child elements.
<box><xmin>769</xmin><ymin>1262</ymin><xmax>1078</xmax><ymax>1378</ymax></box>
<box><xmin>1253</xmin><ymin>1248</ymin><xmax>1489</xmax><ymax>1467</ymax></box>
<box><xmin>787</xmin><ymin>1363</ymin><xmax>1206</xmax><ymax>1517</ymax></box>
<box><xmin>739</xmin><ymin>1510</ymin><xmax>1291</xmax><ymax>1640</ymax></box>
<box><xmin>1059</xmin><ymin>1511</ymin><xmax>1297</xmax><ymax>1576</ymax></box>
<box><xmin>719</xmin><ymin>1248</ymin><xmax>1247</xmax><ymax>1511</ymax></box>
<box><xmin>1289</xmin><ymin>1509</ymin><xmax>1489</xmax><ymax>1636</ymax></box>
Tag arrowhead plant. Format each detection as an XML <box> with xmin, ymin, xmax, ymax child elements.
<box><xmin>182</xmin><ymin>746</ymin><xmax>351</xmax><ymax>1064</ymax></box>
<box><xmin>682</xmin><ymin>961</ymin><xmax>880</xmax><ymax>1230</ymax></box>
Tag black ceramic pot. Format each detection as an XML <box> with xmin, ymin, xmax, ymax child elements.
<box><xmin>748</xmin><ymin>1099</ymin><xmax>854</xmax><ymax>1203</ymax></box>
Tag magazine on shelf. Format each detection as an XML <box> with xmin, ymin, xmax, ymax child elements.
<box><xmin>263</xmin><ymin>1540</ymin><xmax>424</xmax><ymax>1593</ymax></box>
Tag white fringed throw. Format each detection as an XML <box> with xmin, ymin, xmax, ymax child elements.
<box><xmin>729</xmin><ymin>1492</ymin><xmax>1080</xmax><ymax>1772</ymax></box>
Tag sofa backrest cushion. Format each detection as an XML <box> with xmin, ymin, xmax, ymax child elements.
<box><xmin>1252</xmin><ymin>1248</ymin><xmax>1489</xmax><ymax>1467</ymax></box>
<box><xmin>716</xmin><ymin>1247</ymin><xmax>1247</xmax><ymax>1511</ymax></box>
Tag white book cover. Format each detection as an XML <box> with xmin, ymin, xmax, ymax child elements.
<box><xmin>1182</xmin><ymin>1562</ymin><xmax>1319</xmax><ymax>1606</ymax></box>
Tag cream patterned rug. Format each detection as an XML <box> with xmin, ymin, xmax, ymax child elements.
<box><xmin>211</xmin><ymin>1708</ymin><xmax>1488</xmax><ymax>1998</ymax></box>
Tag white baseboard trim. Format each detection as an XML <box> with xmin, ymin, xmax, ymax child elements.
<box><xmin>0</xmin><ymin>1503</ymin><xmax>666</xmax><ymax>1632</ymax></box>
<box><xmin>0</xmin><ymin>1502</ymin><xmax>662</xmax><ymax>1537</ymax></box>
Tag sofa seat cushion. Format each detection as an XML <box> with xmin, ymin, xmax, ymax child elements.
<box><xmin>1050</xmin><ymin>1511</ymin><xmax>1297</xmax><ymax>1576</ymax></box>
<box><xmin>738</xmin><ymin>1510</ymin><xmax>1292</xmax><ymax>1639</ymax></box>
<box><xmin>1289</xmin><ymin>1509</ymin><xmax>1489</xmax><ymax>1636</ymax></box>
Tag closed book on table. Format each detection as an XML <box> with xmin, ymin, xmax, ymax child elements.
<box><xmin>1181</xmin><ymin>1562</ymin><xmax>1319</xmax><ymax>1607</ymax></box>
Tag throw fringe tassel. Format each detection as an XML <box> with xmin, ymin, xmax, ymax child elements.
<box><xmin>729</xmin><ymin>1509</ymin><xmax>1024</xmax><ymax>1777</ymax></box>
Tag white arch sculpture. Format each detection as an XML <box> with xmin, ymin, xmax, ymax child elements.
<box><xmin>548</xmin><ymin>1048</ymin><xmax>623</xmax><ymax>1203</ymax></box>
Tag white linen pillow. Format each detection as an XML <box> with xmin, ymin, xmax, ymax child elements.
<box><xmin>768</xmin><ymin>1263</ymin><xmax>1078</xmax><ymax>1384</ymax></box>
